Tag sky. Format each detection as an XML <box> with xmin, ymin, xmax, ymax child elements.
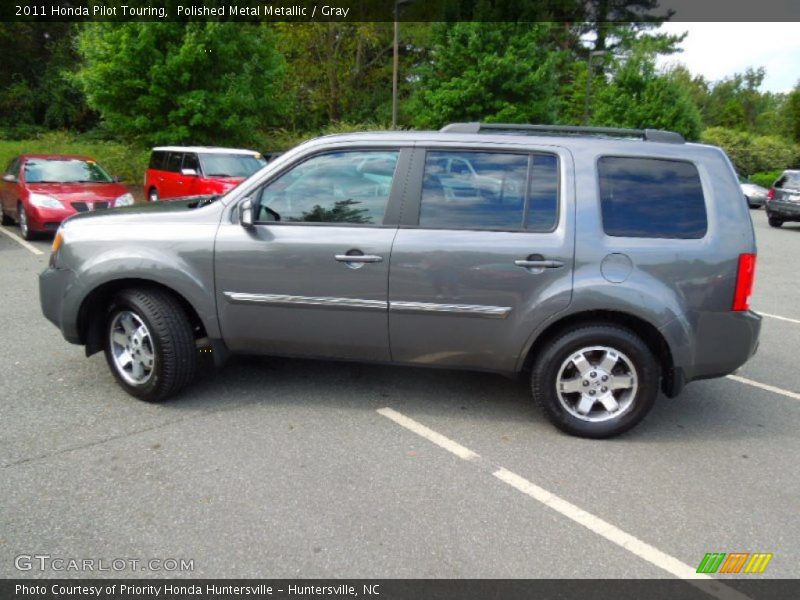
<box><xmin>656</xmin><ymin>22</ymin><xmax>800</xmax><ymax>93</ymax></box>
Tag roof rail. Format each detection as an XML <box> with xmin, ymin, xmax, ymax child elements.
<box><xmin>439</xmin><ymin>122</ymin><xmax>685</xmax><ymax>144</ymax></box>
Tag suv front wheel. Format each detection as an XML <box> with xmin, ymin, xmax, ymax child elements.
<box><xmin>531</xmin><ymin>325</ymin><xmax>659</xmax><ymax>438</ymax></box>
<box><xmin>104</xmin><ymin>288</ymin><xmax>198</xmax><ymax>402</ymax></box>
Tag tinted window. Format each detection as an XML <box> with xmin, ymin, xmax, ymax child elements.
<box><xmin>255</xmin><ymin>151</ymin><xmax>398</xmax><ymax>225</ymax></box>
<box><xmin>166</xmin><ymin>152</ymin><xmax>183</xmax><ymax>173</ymax></box>
<box><xmin>5</xmin><ymin>157</ymin><xmax>19</xmax><ymax>177</ymax></box>
<box><xmin>598</xmin><ymin>157</ymin><xmax>707</xmax><ymax>239</ymax></box>
<box><xmin>182</xmin><ymin>153</ymin><xmax>200</xmax><ymax>173</ymax></box>
<box><xmin>526</xmin><ymin>154</ymin><xmax>559</xmax><ymax>232</ymax></box>
<box><xmin>420</xmin><ymin>151</ymin><xmax>529</xmax><ymax>230</ymax></box>
<box><xmin>149</xmin><ymin>151</ymin><xmax>167</xmax><ymax>170</ymax></box>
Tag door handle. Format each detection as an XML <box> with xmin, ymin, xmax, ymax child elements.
<box><xmin>335</xmin><ymin>254</ymin><xmax>383</xmax><ymax>263</ymax></box>
<box><xmin>514</xmin><ymin>259</ymin><xmax>564</xmax><ymax>269</ymax></box>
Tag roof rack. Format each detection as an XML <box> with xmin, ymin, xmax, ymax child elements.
<box><xmin>439</xmin><ymin>123</ymin><xmax>685</xmax><ymax>144</ymax></box>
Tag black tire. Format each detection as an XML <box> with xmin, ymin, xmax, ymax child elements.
<box><xmin>104</xmin><ymin>288</ymin><xmax>198</xmax><ymax>402</ymax></box>
<box><xmin>768</xmin><ymin>215</ymin><xmax>783</xmax><ymax>228</ymax></box>
<box><xmin>17</xmin><ymin>202</ymin><xmax>35</xmax><ymax>240</ymax></box>
<box><xmin>1</xmin><ymin>209</ymin><xmax>12</xmax><ymax>225</ymax></box>
<box><xmin>148</xmin><ymin>187</ymin><xmax>159</xmax><ymax>202</ymax></box>
<box><xmin>531</xmin><ymin>324</ymin><xmax>659</xmax><ymax>439</ymax></box>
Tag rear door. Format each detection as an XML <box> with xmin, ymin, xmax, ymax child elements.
<box><xmin>388</xmin><ymin>145</ymin><xmax>574</xmax><ymax>373</ymax></box>
<box><xmin>214</xmin><ymin>147</ymin><xmax>410</xmax><ymax>361</ymax></box>
<box><xmin>161</xmin><ymin>152</ymin><xmax>184</xmax><ymax>198</ymax></box>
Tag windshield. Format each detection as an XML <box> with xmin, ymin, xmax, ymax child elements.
<box><xmin>199</xmin><ymin>153</ymin><xmax>266</xmax><ymax>178</ymax></box>
<box><xmin>24</xmin><ymin>159</ymin><xmax>112</xmax><ymax>183</ymax></box>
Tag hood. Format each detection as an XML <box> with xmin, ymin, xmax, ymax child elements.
<box><xmin>63</xmin><ymin>196</ymin><xmax>222</xmax><ymax>228</ymax></box>
<box><xmin>27</xmin><ymin>182</ymin><xmax>129</xmax><ymax>202</ymax></box>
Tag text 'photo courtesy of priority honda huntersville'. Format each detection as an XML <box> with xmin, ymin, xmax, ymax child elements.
<box><xmin>39</xmin><ymin>124</ymin><xmax>762</xmax><ymax>439</ymax></box>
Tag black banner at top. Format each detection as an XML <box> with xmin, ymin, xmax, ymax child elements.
<box><xmin>3</xmin><ymin>0</ymin><xmax>800</xmax><ymax>23</ymax></box>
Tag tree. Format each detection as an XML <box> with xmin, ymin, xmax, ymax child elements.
<box><xmin>591</xmin><ymin>53</ymin><xmax>703</xmax><ymax>140</ymax></box>
<box><xmin>701</xmin><ymin>127</ymin><xmax>799</xmax><ymax>175</ymax></box>
<box><xmin>76</xmin><ymin>23</ymin><xmax>286</xmax><ymax>146</ymax></box>
<box><xmin>407</xmin><ymin>22</ymin><xmax>565</xmax><ymax>129</ymax></box>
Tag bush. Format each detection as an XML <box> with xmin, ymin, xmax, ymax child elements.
<box><xmin>749</xmin><ymin>170</ymin><xmax>782</xmax><ymax>188</ymax></box>
<box><xmin>0</xmin><ymin>131</ymin><xmax>148</xmax><ymax>183</ymax></box>
<box><xmin>701</xmin><ymin>127</ymin><xmax>799</xmax><ymax>175</ymax></box>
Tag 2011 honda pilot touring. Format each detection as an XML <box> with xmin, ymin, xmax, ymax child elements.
<box><xmin>39</xmin><ymin>124</ymin><xmax>761</xmax><ymax>438</ymax></box>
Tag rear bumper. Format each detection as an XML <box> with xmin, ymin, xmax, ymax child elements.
<box><xmin>688</xmin><ymin>310</ymin><xmax>762</xmax><ymax>382</ymax></box>
<box><xmin>39</xmin><ymin>266</ymin><xmax>81</xmax><ymax>344</ymax></box>
<box><xmin>767</xmin><ymin>200</ymin><xmax>800</xmax><ymax>221</ymax></box>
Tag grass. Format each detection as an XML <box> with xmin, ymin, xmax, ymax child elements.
<box><xmin>0</xmin><ymin>131</ymin><xmax>149</xmax><ymax>184</ymax></box>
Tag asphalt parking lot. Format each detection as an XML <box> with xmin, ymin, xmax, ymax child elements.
<box><xmin>1</xmin><ymin>210</ymin><xmax>799</xmax><ymax>587</ymax></box>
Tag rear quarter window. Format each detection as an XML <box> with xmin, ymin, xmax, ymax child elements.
<box><xmin>149</xmin><ymin>151</ymin><xmax>167</xmax><ymax>170</ymax></box>
<box><xmin>598</xmin><ymin>156</ymin><xmax>707</xmax><ymax>239</ymax></box>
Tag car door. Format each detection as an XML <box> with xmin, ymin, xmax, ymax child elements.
<box><xmin>388</xmin><ymin>146</ymin><xmax>575</xmax><ymax>373</ymax></box>
<box><xmin>214</xmin><ymin>147</ymin><xmax>410</xmax><ymax>361</ymax></box>
<box><xmin>1</xmin><ymin>157</ymin><xmax>20</xmax><ymax>216</ymax></box>
<box><xmin>181</xmin><ymin>152</ymin><xmax>202</xmax><ymax>197</ymax></box>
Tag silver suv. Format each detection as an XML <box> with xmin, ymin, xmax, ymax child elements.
<box><xmin>39</xmin><ymin>124</ymin><xmax>762</xmax><ymax>438</ymax></box>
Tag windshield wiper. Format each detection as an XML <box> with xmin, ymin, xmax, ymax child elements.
<box><xmin>207</xmin><ymin>173</ymin><xmax>235</xmax><ymax>177</ymax></box>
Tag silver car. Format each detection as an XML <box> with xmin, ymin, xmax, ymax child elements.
<box><xmin>739</xmin><ymin>177</ymin><xmax>769</xmax><ymax>208</ymax></box>
<box><xmin>40</xmin><ymin>124</ymin><xmax>762</xmax><ymax>438</ymax></box>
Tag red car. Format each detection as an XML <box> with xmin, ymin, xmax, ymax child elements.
<box><xmin>0</xmin><ymin>154</ymin><xmax>134</xmax><ymax>240</ymax></box>
<box><xmin>144</xmin><ymin>146</ymin><xmax>267</xmax><ymax>202</ymax></box>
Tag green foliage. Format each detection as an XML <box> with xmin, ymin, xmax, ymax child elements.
<box><xmin>408</xmin><ymin>23</ymin><xmax>565</xmax><ymax>129</ymax></box>
<box><xmin>591</xmin><ymin>53</ymin><xmax>703</xmax><ymax>140</ymax></box>
<box><xmin>749</xmin><ymin>170</ymin><xmax>783</xmax><ymax>189</ymax></box>
<box><xmin>76</xmin><ymin>23</ymin><xmax>286</xmax><ymax>146</ymax></box>
<box><xmin>0</xmin><ymin>131</ymin><xmax>148</xmax><ymax>183</ymax></box>
<box><xmin>701</xmin><ymin>127</ymin><xmax>799</xmax><ymax>175</ymax></box>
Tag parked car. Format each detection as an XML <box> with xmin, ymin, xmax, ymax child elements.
<box><xmin>40</xmin><ymin>124</ymin><xmax>761</xmax><ymax>439</ymax></box>
<box><xmin>739</xmin><ymin>176</ymin><xmax>769</xmax><ymax>208</ymax></box>
<box><xmin>765</xmin><ymin>170</ymin><xmax>800</xmax><ymax>228</ymax></box>
<box><xmin>0</xmin><ymin>154</ymin><xmax>133</xmax><ymax>240</ymax></box>
<box><xmin>144</xmin><ymin>146</ymin><xmax>267</xmax><ymax>202</ymax></box>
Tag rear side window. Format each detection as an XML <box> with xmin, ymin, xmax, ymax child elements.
<box><xmin>149</xmin><ymin>151</ymin><xmax>167</xmax><ymax>170</ymax></box>
<box><xmin>166</xmin><ymin>152</ymin><xmax>183</xmax><ymax>173</ymax></box>
<box><xmin>419</xmin><ymin>151</ymin><xmax>558</xmax><ymax>231</ymax></box>
<box><xmin>598</xmin><ymin>157</ymin><xmax>707</xmax><ymax>239</ymax></box>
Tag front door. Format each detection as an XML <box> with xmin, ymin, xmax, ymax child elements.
<box><xmin>214</xmin><ymin>148</ymin><xmax>407</xmax><ymax>361</ymax></box>
<box><xmin>388</xmin><ymin>147</ymin><xmax>575</xmax><ymax>373</ymax></box>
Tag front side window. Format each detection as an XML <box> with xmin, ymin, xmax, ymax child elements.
<box><xmin>254</xmin><ymin>150</ymin><xmax>398</xmax><ymax>225</ymax></box>
<box><xmin>598</xmin><ymin>157</ymin><xmax>707</xmax><ymax>239</ymax></box>
<box><xmin>5</xmin><ymin>157</ymin><xmax>20</xmax><ymax>178</ymax></box>
<box><xmin>419</xmin><ymin>151</ymin><xmax>558</xmax><ymax>231</ymax></box>
<box><xmin>23</xmin><ymin>159</ymin><xmax>112</xmax><ymax>184</ymax></box>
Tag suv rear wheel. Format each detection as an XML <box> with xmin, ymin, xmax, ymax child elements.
<box><xmin>148</xmin><ymin>188</ymin><xmax>159</xmax><ymax>202</ymax></box>
<box><xmin>104</xmin><ymin>288</ymin><xmax>198</xmax><ymax>402</ymax></box>
<box><xmin>531</xmin><ymin>324</ymin><xmax>659</xmax><ymax>438</ymax></box>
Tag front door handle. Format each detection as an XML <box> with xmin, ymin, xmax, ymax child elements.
<box><xmin>335</xmin><ymin>254</ymin><xmax>383</xmax><ymax>263</ymax></box>
<box><xmin>515</xmin><ymin>258</ymin><xmax>564</xmax><ymax>269</ymax></box>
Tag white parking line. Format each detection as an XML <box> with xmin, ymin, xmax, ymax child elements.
<box><xmin>0</xmin><ymin>225</ymin><xmax>44</xmax><ymax>255</ymax></box>
<box><xmin>376</xmin><ymin>407</ymin><xmax>480</xmax><ymax>461</ymax></box>
<box><xmin>726</xmin><ymin>374</ymin><xmax>800</xmax><ymax>401</ymax></box>
<box><xmin>377</xmin><ymin>407</ymin><xmax>748</xmax><ymax>600</ymax></box>
<box><xmin>758</xmin><ymin>311</ymin><xmax>800</xmax><ymax>325</ymax></box>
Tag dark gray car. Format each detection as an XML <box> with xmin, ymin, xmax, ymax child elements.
<box><xmin>39</xmin><ymin>124</ymin><xmax>761</xmax><ymax>438</ymax></box>
<box><xmin>766</xmin><ymin>169</ymin><xmax>800</xmax><ymax>227</ymax></box>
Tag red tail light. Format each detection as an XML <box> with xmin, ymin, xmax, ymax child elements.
<box><xmin>732</xmin><ymin>253</ymin><xmax>756</xmax><ymax>311</ymax></box>
<box><xmin>767</xmin><ymin>188</ymin><xmax>775</xmax><ymax>200</ymax></box>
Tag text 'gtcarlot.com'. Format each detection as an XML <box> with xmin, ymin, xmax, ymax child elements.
<box><xmin>14</xmin><ymin>554</ymin><xmax>194</xmax><ymax>572</ymax></box>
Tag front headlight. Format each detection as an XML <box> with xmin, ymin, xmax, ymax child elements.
<box><xmin>28</xmin><ymin>193</ymin><xmax>64</xmax><ymax>209</ymax></box>
<box><xmin>114</xmin><ymin>192</ymin><xmax>135</xmax><ymax>207</ymax></box>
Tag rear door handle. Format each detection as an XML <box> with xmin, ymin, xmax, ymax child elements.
<box><xmin>515</xmin><ymin>259</ymin><xmax>564</xmax><ymax>269</ymax></box>
<box><xmin>335</xmin><ymin>254</ymin><xmax>383</xmax><ymax>263</ymax></box>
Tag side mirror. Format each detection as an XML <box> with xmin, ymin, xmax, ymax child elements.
<box><xmin>181</xmin><ymin>168</ymin><xmax>198</xmax><ymax>177</ymax></box>
<box><xmin>2</xmin><ymin>174</ymin><xmax>16</xmax><ymax>183</ymax></box>
<box><xmin>239</xmin><ymin>198</ymin><xmax>254</xmax><ymax>228</ymax></box>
